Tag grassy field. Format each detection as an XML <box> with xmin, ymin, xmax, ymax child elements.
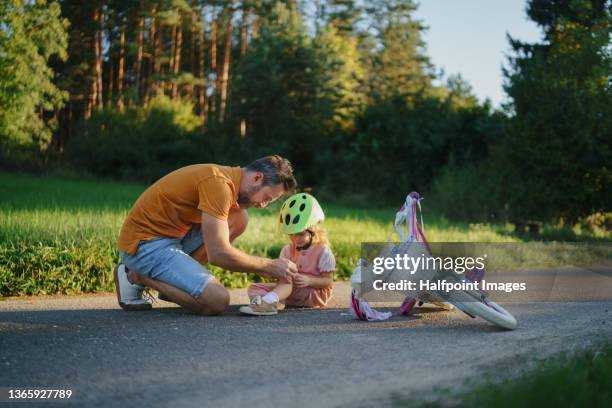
<box><xmin>403</xmin><ymin>344</ymin><xmax>612</xmax><ymax>407</ymax></box>
<box><xmin>0</xmin><ymin>171</ymin><xmax>607</xmax><ymax>296</ymax></box>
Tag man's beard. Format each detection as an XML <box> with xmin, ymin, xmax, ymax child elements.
<box><xmin>237</xmin><ymin>184</ymin><xmax>262</xmax><ymax>207</ymax></box>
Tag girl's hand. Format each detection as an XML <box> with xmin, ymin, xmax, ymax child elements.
<box><xmin>292</xmin><ymin>274</ymin><xmax>311</xmax><ymax>288</ymax></box>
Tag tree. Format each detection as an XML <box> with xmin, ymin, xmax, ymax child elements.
<box><xmin>233</xmin><ymin>2</ymin><xmax>322</xmax><ymax>182</ymax></box>
<box><xmin>0</xmin><ymin>0</ymin><xmax>69</xmax><ymax>151</ymax></box>
<box><xmin>500</xmin><ymin>0</ymin><xmax>612</xmax><ymax>223</ymax></box>
<box><xmin>218</xmin><ymin>4</ymin><xmax>234</xmax><ymax>123</ymax></box>
<box><xmin>313</xmin><ymin>24</ymin><xmax>364</xmax><ymax>133</ymax></box>
<box><xmin>360</xmin><ymin>0</ymin><xmax>435</xmax><ymax>100</ymax></box>
<box><xmin>326</xmin><ymin>0</ymin><xmax>361</xmax><ymax>34</ymax></box>
<box><xmin>444</xmin><ymin>74</ymin><xmax>480</xmax><ymax>110</ymax></box>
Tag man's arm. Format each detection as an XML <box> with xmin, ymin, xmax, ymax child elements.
<box><xmin>201</xmin><ymin>212</ymin><xmax>297</xmax><ymax>279</ymax></box>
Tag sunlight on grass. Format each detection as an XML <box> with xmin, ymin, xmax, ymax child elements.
<box><xmin>0</xmin><ymin>171</ymin><xmax>604</xmax><ymax>296</ymax></box>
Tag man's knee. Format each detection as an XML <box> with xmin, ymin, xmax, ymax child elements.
<box><xmin>195</xmin><ymin>281</ymin><xmax>229</xmax><ymax>315</ymax></box>
<box><xmin>228</xmin><ymin>208</ymin><xmax>248</xmax><ymax>241</ymax></box>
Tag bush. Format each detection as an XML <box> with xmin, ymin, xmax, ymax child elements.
<box><xmin>328</xmin><ymin>95</ymin><xmax>504</xmax><ymax>205</ymax></box>
<box><xmin>67</xmin><ymin>95</ymin><xmax>211</xmax><ymax>182</ymax></box>
<box><xmin>427</xmin><ymin>163</ymin><xmax>505</xmax><ymax>222</ymax></box>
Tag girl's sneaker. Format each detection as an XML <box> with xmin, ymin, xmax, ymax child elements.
<box><xmin>239</xmin><ymin>295</ymin><xmax>278</xmax><ymax>316</ymax></box>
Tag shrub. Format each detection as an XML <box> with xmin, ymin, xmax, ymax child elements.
<box><xmin>427</xmin><ymin>163</ymin><xmax>505</xmax><ymax>222</ymax></box>
<box><xmin>68</xmin><ymin>95</ymin><xmax>208</xmax><ymax>182</ymax></box>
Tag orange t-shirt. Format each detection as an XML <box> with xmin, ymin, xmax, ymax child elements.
<box><xmin>118</xmin><ymin>164</ymin><xmax>242</xmax><ymax>255</ymax></box>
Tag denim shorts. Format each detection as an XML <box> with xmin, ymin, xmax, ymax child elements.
<box><xmin>120</xmin><ymin>224</ymin><xmax>214</xmax><ymax>299</ymax></box>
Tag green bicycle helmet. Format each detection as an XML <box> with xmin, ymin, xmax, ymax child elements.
<box><xmin>279</xmin><ymin>193</ymin><xmax>325</xmax><ymax>234</ymax></box>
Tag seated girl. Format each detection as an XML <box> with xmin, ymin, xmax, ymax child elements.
<box><xmin>240</xmin><ymin>193</ymin><xmax>335</xmax><ymax>315</ymax></box>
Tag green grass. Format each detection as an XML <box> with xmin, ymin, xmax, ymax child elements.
<box><xmin>0</xmin><ymin>171</ymin><xmax>607</xmax><ymax>296</ymax></box>
<box><xmin>401</xmin><ymin>344</ymin><xmax>612</xmax><ymax>407</ymax></box>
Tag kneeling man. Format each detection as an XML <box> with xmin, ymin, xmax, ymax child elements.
<box><xmin>114</xmin><ymin>155</ymin><xmax>298</xmax><ymax>315</ymax></box>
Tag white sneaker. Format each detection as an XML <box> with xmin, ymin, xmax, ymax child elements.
<box><xmin>113</xmin><ymin>264</ymin><xmax>152</xmax><ymax>311</ymax></box>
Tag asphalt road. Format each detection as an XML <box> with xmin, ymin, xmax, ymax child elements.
<box><xmin>1</xmin><ymin>281</ymin><xmax>611</xmax><ymax>408</ymax></box>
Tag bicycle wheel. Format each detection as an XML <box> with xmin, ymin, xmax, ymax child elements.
<box><xmin>454</xmin><ymin>298</ymin><xmax>518</xmax><ymax>330</ymax></box>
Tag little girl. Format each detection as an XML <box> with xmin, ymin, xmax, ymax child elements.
<box><xmin>240</xmin><ymin>193</ymin><xmax>336</xmax><ymax>316</ymax></box>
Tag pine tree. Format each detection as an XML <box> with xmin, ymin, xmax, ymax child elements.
<box><xmin>500</xmin><ymin>0</ymin><xmax>611</xmax><ymax>222</ymax></box>
<box><xmin>326</xmin><ymin>0</ymin><xmax>361</xmax><ymax>34</ymax></box>
<box><xmin>313</xmin><ymin>24</ymin><xmax>364</xmax><ymax>133</ymax></box>
<box><xmin>361</xmin><ymin>0</ymin><xmax>435</xmax><ymax>100</ymax></box>
<box><xmin>0</xmin><ymin>0</ymin><xmax>69</xmax><ymax>150</ymax></box>
<box><xmin>233</xmin><ymin>2</ymin><xmax>320</xmax><ymax>177</ymax></box>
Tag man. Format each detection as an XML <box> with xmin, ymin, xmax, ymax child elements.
<box><xmin>114</xmin><ymin>155</ymin><xmax>298</xmax><ymax>315</ymax></box>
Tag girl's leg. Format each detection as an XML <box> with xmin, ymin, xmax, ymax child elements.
<box><xmin>285</xmin><ymin>287</ymin><xmax>332</xmax><ymax>308</ymax></box>
<box><xmin>247</xmin><ymin>283</ymin><xmax>276</xmax><ymax>299</ymax></box>
<box><xmin>247</xmin><ymin>280</ymin><xmax>292</xmax><ymax>302</ymax></box>
<box><xmin>271</xmin><ymin>278</ymin><xmax>292</xmax><ymax>302</ymax></box>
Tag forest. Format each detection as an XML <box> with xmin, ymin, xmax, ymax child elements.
<box><xmin>1</xmin><ymin>0</ymin><xmax>610</xmax><ymax>225</ymax></box>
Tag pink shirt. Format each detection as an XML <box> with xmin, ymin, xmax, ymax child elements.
<box><xmin>280</xmin><ymin>243</ymin><xmax>336</xmax><ymax>276</ymax></box>
<box><xmin>281</xmin><ymin>242</ymin><xmax>335</xmax><ymax>307</ymax></box>
<box><xmin>247</xmin><ymin>243</ymin><xmax>337</xmax><ymax>307</ymax></box>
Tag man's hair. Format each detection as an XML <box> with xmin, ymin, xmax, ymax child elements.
<box><xmin>245</xmin><ymin>155</ymin><xmax>297</xmax><ymax>193</ymax></box>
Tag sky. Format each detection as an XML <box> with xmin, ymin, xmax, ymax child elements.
<box><xmin>413</xmin><ymin>0</ymin><xmax>543</xmax><ymax>107</ymax></box>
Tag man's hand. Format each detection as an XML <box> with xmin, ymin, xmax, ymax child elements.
<box><xmin>292</xmin><ymin>273</ymin><xmax>311</xmax><ymax>288</ymax></box>
<box><xmin>202</xmin><ymin>212</ymin><xmax>290</xmax><ymax>277</ymax></box>
<box><xmin>264</xmin><ymin>258</ymin><xmax>298</xmax><ymax>281</ymax></box>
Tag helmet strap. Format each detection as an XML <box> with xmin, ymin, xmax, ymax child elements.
<box><xmin>296</xmin><ymin>229</ymin><xmax>314</xmax><ymax>251</ymax></box>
